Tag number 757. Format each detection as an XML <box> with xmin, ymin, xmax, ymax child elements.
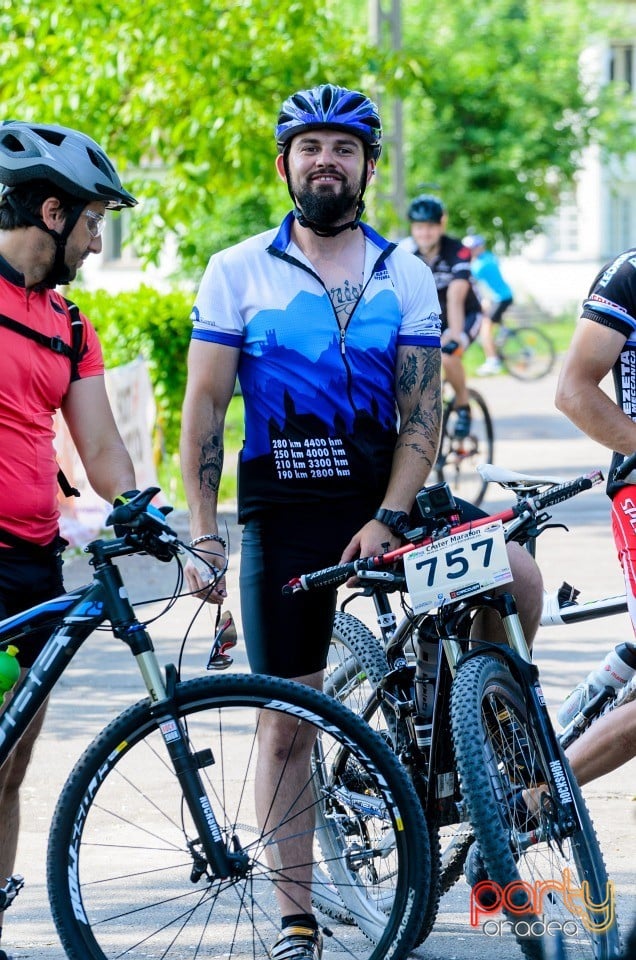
<box><xmin>415</xmin><ymin>538</ymin><xmax>494</xmax><ymax>587</ymax></box>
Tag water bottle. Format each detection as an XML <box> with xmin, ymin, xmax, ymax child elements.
<box><xmin>414</xmin><ymin>635</ymin><xmax>439</xmax><ymax>750</ymax></box>
<box><xmin>0</xmin><ymin>646</ymin><xmax>20</xmax><ymax>704</ymax></box>
<box><xmin>557</xmin><ymin>642</ymin><xmax>636</xmax><ymax>728</ymax></box>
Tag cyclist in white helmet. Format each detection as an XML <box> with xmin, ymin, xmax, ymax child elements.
<box><xmin>0</xmin><ymin>121</ymin><xmax>138</xmax><ymax>960</ymax></box>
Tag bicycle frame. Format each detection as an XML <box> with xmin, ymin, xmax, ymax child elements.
<box><xmin>348</xmin><ymin>575</ymin><xmax>583</xmax><ymax>840</ymax></box>
<box><xmin>0</xmin><ymin>535</ymin><xmax>244</xmax><ymax>879</ymax></box>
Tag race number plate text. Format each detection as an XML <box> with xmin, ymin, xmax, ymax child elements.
<box><xmin>403</xmin><ymin>520</ymin><xmax>512</xmax><ymax>613</ymax></box>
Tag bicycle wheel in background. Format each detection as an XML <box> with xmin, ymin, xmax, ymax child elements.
<box><xmin>450</xmin><ymin>655</ymin><xmax>621</xmax><ymax>960</ymax></box>
<box><xmin>436</xmin><ymin>387</ymin><xmax>494</xmax><ymax>506</ymax></box>
<box><xmin>47</xmin><ymin>673</ymin><xmax>431</xmax><ymax>960</ymax></box>
<box><xmin>499</xmin><ymin>325</ymin><xmax>556</xmax><ymax>380</ymax></box>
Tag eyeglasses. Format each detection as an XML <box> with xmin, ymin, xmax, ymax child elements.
<box><xmin>84</xmin><ymin>210</ymin><xmax>106</xmax><ymax>238</ymax></box>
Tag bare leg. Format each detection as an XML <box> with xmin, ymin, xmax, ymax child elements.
<box><xmin>256</xmin><ymin>670</ymin><xmax>323</xmax><ymax>917</ymax></box>
<box><xmin>0</xmin><ymin>682</ymin><xmax>48</xmax><ymax>932</ymax></box>
<box><xmin>471</xmin><ymin>542</ymin><xmax>543</xmax><ymax>650</ymax></box>
<box><xmin>566</xmin><ymin>698</ymin><xmax>636</xmax><ymax>786</ymax></box>
<box><xmin>442</xmin><ymin>354</ymin><xmax>469</xmax><ymax>409</ymax></box>
<box><xmin>479</xmin><ymin>316</ymin><xmax>498</xmax><ymax>361</ymax></box>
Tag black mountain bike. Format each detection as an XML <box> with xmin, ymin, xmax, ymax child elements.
<box><xmin>284</xmin><ymin>472</ymin><xmax>622</xmax><ymax>960</ymax></box>
<box><xmin>0</xmin><ymin>490</ymin><xmax>430</xmax><ymax>960</ymax></box>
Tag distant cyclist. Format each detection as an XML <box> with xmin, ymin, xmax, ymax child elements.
<box><xmin>462</xmin><ymin>233</ymin><xmax>514</xmax><ymax>376</ymax></box>
<box><xmin>400</xmin><ymin>196</ymin><xmax>481</xmax><ymax>437</ymax></box>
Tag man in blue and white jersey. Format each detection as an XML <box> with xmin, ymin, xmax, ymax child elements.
<box><xmin>181</xmin><ymin>83</ymin><xmax>543</xmax><ymax>960</ymax></box>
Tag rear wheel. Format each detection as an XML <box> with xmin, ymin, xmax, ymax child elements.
<box><xmin>498</xmin><ymin>325</ymin><xmax>555</xmax><ymax>380</ymax></box>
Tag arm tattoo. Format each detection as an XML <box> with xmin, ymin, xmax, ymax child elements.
<box><xmin>396</xmin><ymin>348</ymin><xmax>442</xmax><ymax>466</ymax></box>
<box><xmin>198</xmin><ymin>432</ymin><xmax>224</xmax><ymax>495</ymax></box>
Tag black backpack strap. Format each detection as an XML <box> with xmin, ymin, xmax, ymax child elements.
<box><xmin>62</xmin><ymin>298</ymin><xmax>86</xmax><ymax>382</ymax></box>
<box><xmin>58</xmin><ymin>299</ymin><xmax>83</xmax><ymax>495</ymax></box>
<box><xmin>0</xmin><ymin>312</ymin><xmax>74</xmax><ymax>359</ymax></box>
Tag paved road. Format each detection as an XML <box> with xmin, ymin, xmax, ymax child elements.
<box><xmin>6</xmin><ymin>367</ymin><xmax>636</xmax><ymax>958</ymax></box>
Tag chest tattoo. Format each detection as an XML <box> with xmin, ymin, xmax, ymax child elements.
<box><xmin>328</xmin><ymin>277</ymin><xmax>364</xmax><ymax>327</ymax></box>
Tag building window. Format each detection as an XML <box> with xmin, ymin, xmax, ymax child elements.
<box><xmin>609</xmin><ymin>191</ymin><xmax>633</xmax><ymax>255</ymax></box>
<box><xmin>102</xmin><ymin>211</ymin><xmax>139</xmax><ymax>266</ymax></box>
<box><xmin>609</xmin><ymin>43</ymin><xmax>634</xmax><ymax>90</ymax></box>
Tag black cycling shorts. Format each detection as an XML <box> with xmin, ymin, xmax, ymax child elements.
<box><xmin>490</xmin><ymin>298</ymin><xmax>513</xmax><ymax>325</ymax></box>
<box><xmin>239</xmin><ymin>497</ymin><xmax>486</xmax><ymax>679</ymax></box>
<box><xmin>0</xmin><ymin>541</ymin><xmax>65</xmax><ymax>668</ymax></box>
<box><xmin>441</xmin><ymin>311</ymin><xmax>482</xmax><ymax>344</ymax></box>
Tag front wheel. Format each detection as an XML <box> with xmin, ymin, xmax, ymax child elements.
<box><xmin>450</xmin><ymin>655</ymin><xmax>621</xmax><ymax>960</ymax></box>
<box><xmin>498</xmin><ymin>325</ymin><xmax>555</xmax><ymax>380</ymax></box>
<box><xmin>47</xmin><ymin>672</ymin><xmax>430</xmax><ymax>960</ymax></box>
<box><xmin>436</xmin><ymin>387</ymin><xmax>494</xmax><ymax>506</ymax></box>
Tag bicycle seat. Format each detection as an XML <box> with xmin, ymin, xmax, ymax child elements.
<box><xmin>477</xmin><ymin>463</ymin><xmax>565</xmax><ymax>489</ymax></box>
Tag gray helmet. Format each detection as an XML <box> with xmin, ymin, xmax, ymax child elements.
<box><xmin>0</xmin><ymin>121</ymin><xmax>137</xmax><ymax>209</ymax></box>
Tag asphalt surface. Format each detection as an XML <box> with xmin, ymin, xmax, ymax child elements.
<box><xmin>5</xmin><ymin>366</ymin><xmax>636</xmax><ymax>958</ymax></box>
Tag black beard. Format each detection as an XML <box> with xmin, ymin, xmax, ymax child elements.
<box><xmin>294</xmin><ymin>173</ymin><xmax>364</xmax><ymax>227</ymax></box>
<box><xmin>295</xmin><ymin>187</ymin><xmax>357</xmax><ymax>226</ymax></box>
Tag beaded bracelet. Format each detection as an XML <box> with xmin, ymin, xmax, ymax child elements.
<box><xmin>190</xmin><ymin>533</ymin><xmax>227</xmax><ymax>551</ymax></box>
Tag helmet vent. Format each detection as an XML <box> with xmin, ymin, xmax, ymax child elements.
<box><xmin>33</xmin><ymin>128</ymin><xmax>65</xmax><ymax>146</ymax></box>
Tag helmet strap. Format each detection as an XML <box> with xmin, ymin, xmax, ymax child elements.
<box><xmin>5</xmin><ymin>193</ymin><xmax>84</xmax><ymax>287</ymax></box>
<box><xmin>292</xmin><ymin>201</ymin><xmax>365</xmax><ymax>237</ymax></box>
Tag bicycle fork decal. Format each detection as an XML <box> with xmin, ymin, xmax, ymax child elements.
<box><xmin>470</xmin><ymin>869</ymin><xmax>616</xmax><ymax>934</ymax></box>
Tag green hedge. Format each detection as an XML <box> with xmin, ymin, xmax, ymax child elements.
<box><xmin>71</xmin><ymin>285</ymin><xmax>193</xmax><ymax>458</ymax></box>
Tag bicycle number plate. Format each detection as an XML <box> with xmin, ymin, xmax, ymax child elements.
<box><xmin>403</xmin><ymin>520</ymin><xmax>512</xmax><ymax>613</ymax></box>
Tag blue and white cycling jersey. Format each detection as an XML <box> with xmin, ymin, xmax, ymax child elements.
<box><xmin>191</xmin><ymin>212</ymin><xmax>441</xmax><ymax>518</ymax></box>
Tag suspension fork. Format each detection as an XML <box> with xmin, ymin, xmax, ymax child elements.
<box><xmin>471</xmin><ymin>594</ymin><xmax>582</xmax><ymax>835</ymax></box>
<box><xmin>145</xmin><ymin>663</ymin><xmax>249</xmax><ymax>879</ymax></box>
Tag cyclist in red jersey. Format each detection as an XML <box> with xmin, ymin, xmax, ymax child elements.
<box><xmin>0</xmin><ymin>121</ymin><xmax>138</xmax><ymax>959</ymax></box>
<box><xmin>556</xmin><ymin>248</ymin><xmax>636</xmax><ymax>788</ymax></box>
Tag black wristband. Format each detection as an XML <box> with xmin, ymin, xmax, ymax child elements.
<box><xmin>374</xmin><ymin>508</ymin><xmax>410</xmax><ymax>536</ymax></box>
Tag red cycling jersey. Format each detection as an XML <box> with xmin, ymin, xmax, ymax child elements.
<box><xmin>0</xmin><ymin>265</ymin><xmax>104</xmax><ymax>546</ymax></box>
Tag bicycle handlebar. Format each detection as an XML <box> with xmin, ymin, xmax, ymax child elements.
<box><xmin>105</xmin><ymin>487</ymin><xmax>179</xmax><ymax>563</ymax></box>
<box><xmin>282</xmin><ymin>469</ymin><xmax>604</xmax><ymax>595</ymax></box>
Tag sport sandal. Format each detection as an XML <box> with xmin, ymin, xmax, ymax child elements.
<box><xmin>270</xmin><ymin>925</ymin><xmax>323</xmax><ymax>960</ymax></box>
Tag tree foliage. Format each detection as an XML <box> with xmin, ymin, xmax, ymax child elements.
<box><xmin>1</xmin><ymin>0</ymin><xmax>633</xmax><ymax>264</ymax></box>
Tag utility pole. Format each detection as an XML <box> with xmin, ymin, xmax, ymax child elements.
<box><xmin>368</xmin><ymin>0</ymin><xmax>405</xmax><ymax>222</ymax></box>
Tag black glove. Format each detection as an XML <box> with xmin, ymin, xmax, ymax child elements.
<box><xmin>112</xmin><ymin>489</ymin><xmax>141</xmax><ymax>537</ymax></box>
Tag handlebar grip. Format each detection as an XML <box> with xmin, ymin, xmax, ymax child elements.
<box><xmin>534</xmin><ymin>471</ymin><xmax>601</xmax><ymax>510</ymax></box>
<box><xmin>283</xmin><ymin>561</ymin><xmax>357</xmax><ymax>595</ymax></box>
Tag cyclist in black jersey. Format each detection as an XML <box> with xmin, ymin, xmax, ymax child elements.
<box><xmin>400</xmin><ymin>195</ymin><xmax>482</xmax><ymax>438</ymax></box>
<box><xmin>556</xmin><ymin>248</ymin><xmax>636</xmax><ymax>790</ymax></box>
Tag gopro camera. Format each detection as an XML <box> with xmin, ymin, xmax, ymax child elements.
<box><xmin>416</xmin><ymin>482</ymin><xmax>458</xmax><ymax>522</ymax></box>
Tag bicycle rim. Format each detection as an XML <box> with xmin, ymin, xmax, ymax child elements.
<box><xmin>47</xmin><ymin>672</ymin><xmax>430</xmax><ymax>960</ymax></box>
<box><xmin>436</xmin><ymin>388</ymin><xmax>494</xmax><ymax>506</ymax></box>
<box><xmin>451</xmin><ymin>655</ymin><xmax>621</xmax><ymax>960</ymax></box>
<box><xmin>499</xmin><ymin>326</ymin><xmax>555</xmax><ymax>381</ymax></box>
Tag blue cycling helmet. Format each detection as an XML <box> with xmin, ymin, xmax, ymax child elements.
<box><xmin>276</xmin><ymin>84</ymin><xmax>382</xmax><ymax>160</ymax></box>
<box><xmin>408</xmin><ymin>195</ymin><xmax>445</xmax><ymax>223</ymax></box>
